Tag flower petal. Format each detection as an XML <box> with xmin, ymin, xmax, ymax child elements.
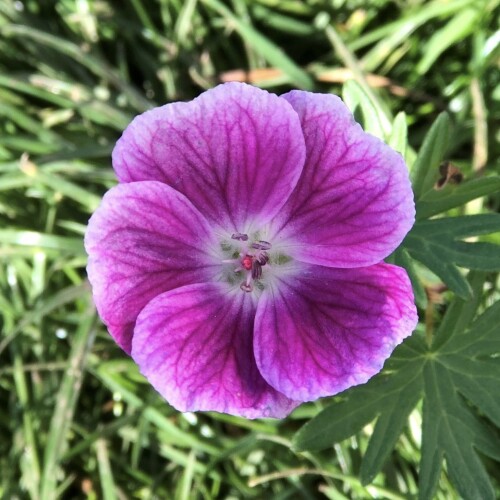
<box><xmin>274</xmin><ymin>91</ymin><xmax>414</xmax><ymax>268</ymax></box>
<box><xmin>254</xmin><ymin>263</ymin><xmax>417</xmax><ymax>401</ymax></box>
<box><xmin>113</xmin><ymin>82</ymin><xmax>306</xmax><ymax>230</ymax></box>
<box><xmin>132</xmin><ymin>283</ymin><xmax>298</xmax><ymax>418</ymax></box>
<box><xmin>84</xmin><ymin>181</ymin><xmax>217</xmax><ymax>353</ymax></box>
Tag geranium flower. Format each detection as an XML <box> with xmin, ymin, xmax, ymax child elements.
<box><xmin>85</xmin><ymin>83</ymin><xmax>417</xmax><ymax>418</ymax></box>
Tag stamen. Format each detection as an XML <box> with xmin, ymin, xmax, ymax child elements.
<box><xmin>231</xmin><ymin>232</ymin><xmax>248</xmax><ymax>241</ymax></box>
<box><xmin>251</xmin><ymin>260</ymin><xmax>263</xmax><ymax>279</ymax></box>
<box><xmin>251</xmin><ymin>240</ymin><xmax>271</xmax><ymax>250</ymax></box>
<box><xmin>223</xmin><ymin>233</ymin><xmax>274</xmax><ymax>293</ymax></box>
<box><xmin>256</xmin><ymin>252</ymin><xmax>269</xmax><ymax>265</ymax></box>
<box><xmin>240</xmin><ymin>272</ymin><xmax>253</xmax><ymax>292</ymax></box>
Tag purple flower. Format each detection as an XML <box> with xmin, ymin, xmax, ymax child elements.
<box><xmin>85</xmin><ymin>83</ymin><xmax>418</xmax><ymax>419</ymax></box>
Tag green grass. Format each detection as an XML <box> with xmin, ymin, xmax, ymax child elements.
<box><xmin>0</xmin><ymin>0</ymin><xmax>499</xmax><ymax>498</ymax></box>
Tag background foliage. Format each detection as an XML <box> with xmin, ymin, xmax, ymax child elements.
<box><xmin>1</xmin><ymin>0</ymin><xmax>499</xmax><ymax>498</ymax></box>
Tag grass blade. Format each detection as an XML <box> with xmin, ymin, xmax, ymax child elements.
<box><xmin>40</xmin><ymin>306</ymin><xmax>96</xmax><ymax>500</ymax></box>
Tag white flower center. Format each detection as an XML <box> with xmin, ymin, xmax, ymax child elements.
<box><xmin>220</xmin><ymin>232</ymin><xmax>291</xmax><ymax>293</ymax></box>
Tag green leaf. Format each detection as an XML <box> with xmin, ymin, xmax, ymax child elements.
<box><xmin>78</xmin><ymin>100</ymin><xmax>133</xmax><ymax>131</ymax></box>
<box><xmin>94</xmin><ymin>364</ymin><xmax>219</xmax><ymax>455</ymax></box>
<box><xmin>36</xmin><ymin>171</ymin><xmax>102</xmax><ymax>212</ymax></box>
<box><xmin>416</xmin><ymin>8</ymin><xmax>481</xmax><ymax>75</ymax></box>
<box><xmin>0</xmin><ymin>24</ymin><xmax>151</xmax><ymax>113</ymax></box>
<box><xmin>431</xmin><ymin>271</ymin><xmax>486</xmax><ymax>350</ymax></box>
<box><xmin>443</xmin><ymin>357</ymin><xmax>500</xmax><ymax>427</ymax></box>
<box><xmin>439</xmin><ymin>296</ymin><xmax>500</xmax><ymax>356</ymax></box>
<box><xmin>176</xmin><ymin>450</ymin><xmax>197</xmax><ymax>500</ymax></box>
<box><xmin>411</xmin><ymin>112</ymin><xmax>450</xmax><ymax>200</ymax></box>
<box><xmin>201</xmin><ymin>0</ymin><xmax>313</xmax><ymax>90</ymax></box>
<box><xmin>416</xmin><ymin>177</ymin><xmax>500</xmax><ymax>220</ymax></box>
<box><xmin>325</xmin><ymin>26</ymin><xmax>392</xmax><ymax>138</ymax></box>
<box><xmin>342</xmin><ymin>80</ymin><xmax>388</xmax><ymax>139</ymax></box>
<box><xmin>95</xmin><ymin>439</ymin><xmax>118</xmax><ymax>500</ymax></box>
<box><xmin>388</xmin><ymin>112</ymin><xmax>408</xmax><ymax>157</ymax></box>
<box><xmin>418</xmin><ymin>393</ymin><xmax>443</xmax><ymax>500</ymax></box>
<box><xmin>393</xmin><ymin>248</ymin><xmax>427</xmax><ymax>309</ymax></box>
<box><xmin>0</xmin><ymin>230</ymin><xmax>84</xmax><ymax>254</ymax></box>
<box><xmin>40</xmin><ymin>308</ymin><xmax>96</xmax><ymax>500</ymax></box>
<box><xmin>0</xmin><ymin>102</ymin><xmax>70</xmax><ymax>148</ymax></box>
<box><xmin>359</xmin><ymin>373</ymin><xmax>421</xmax><ymax>485</ymax></box>
<box><xmin>403</xmin><ymin>215</ymin><xmax>500</xmax><ymax>298</ymax></box>
<box><xmin>421</xmin><ymin>362</ymin><xmax>495</xmax><ymax>500</ymax></box>
<box><xmin>292</xmin><ymin>337</ymin><xmax>426</xmax><ymax>452</ymax></box>
<box><xmin>294</xmin><ymin>274</ymin><xmax>500</xmax><ymax>500</ymax></box>
<box><xmin>358</xmin><ymin>0</ymin><xmax>477</xmax><ymax>70</ymax></box>
<box><xmin>252</xmin><ymin>5</ymin><xmax>315</xmax><ymax>36</ymax></box>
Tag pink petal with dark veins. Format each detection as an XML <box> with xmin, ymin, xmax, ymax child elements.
<box><xmin>85</xmin><ymin>181</ymin><xmax>217</xmax><ymax>353</ymax></box>
<box><xmin>132</xmin><ymin>283</ymin><xmax>299</xmax><ymax>418</ymax></box>
<box><xmin>273</xmin><ymin>91</ymin><xmax>415</xmax><ymax>268</ymax></box>
<box><xmin>113</xmin><ymin>82</ymin><xmax>306</xmax><ymax>231</ymax></box>
<box><xmin>254</xmin><ymin>263</ymin><xmax>417</xmax><ymax>401</ymax></box>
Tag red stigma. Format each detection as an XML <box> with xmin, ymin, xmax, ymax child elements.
<box><xmin>241</xmin><ymin>255</ymin><xmax>253</xmax><ymax>270</ymax></box>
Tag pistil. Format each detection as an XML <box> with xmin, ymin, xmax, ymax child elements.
<box><xmin>227</xmin><ymin>233</ymin><xmax>272</xmax><ymax>292</ymax></box>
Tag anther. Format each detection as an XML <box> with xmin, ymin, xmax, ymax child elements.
<box><xmin>256</xmin><ymin>252</ymin><xmax>269</xmax><ymax>265</ymax></box>
<box><xmin>231</xmin><ymin>232</ymin><xmax>248</xmax><ymax>241</ymax></box>
<box><xmin>251</xmin><ymin>240</ymin><xmax>271</xmax><ymax>250</ymax></box>
<box><xmin>251</xmin><ymin>261</ymin><xmax>263</xmax><ymax>280</ymax></box>
<box><xmin>223</xmin><ymin>235</ymin><xmax>273</xmax><ymax>293</ymax></box>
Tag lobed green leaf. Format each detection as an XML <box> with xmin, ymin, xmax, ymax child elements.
<box><xmin>294</xmin><ymin>274</ymin><xmax>500</xmax><ymax>500</ymax></box>
<box><xmin>403</xmin><ymin>215</ymin><xmax>500</xmax><ymax>298</ymax></box>
<box><xmin>416</xmin><ymin>177</ymin><xmax>500</xmax><ymax>220</ymax></box>
<box><xmin>411</xmin><ymin>112</ymin><xmax>450</xmax><ymax>200</ymax></box>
